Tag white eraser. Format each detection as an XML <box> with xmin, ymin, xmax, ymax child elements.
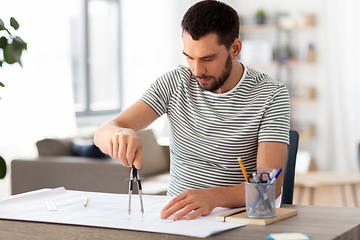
<box><xmin>267</xmin><ymin>233</ymin><xmax>311</xmax><ymax>240</ymax></box>
<box><xmin>44</xmin><ymin>201</ymin><xmax>58</xmax><ymax>211</ymax></box>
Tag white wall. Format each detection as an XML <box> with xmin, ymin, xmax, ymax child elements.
<box><xmin>121</xmin><ymin>0</ymin><xmax>186</xmax><ymax>108</ymax></box>
<box><xmin>0</xmin><ymin>0</ymin><xmax>77</xmax><ymax>197</ymax></box>
<box><xmin>120</xmin><ymin>0</ymin><xmax>197</xmax><ymax>136</ymax></box>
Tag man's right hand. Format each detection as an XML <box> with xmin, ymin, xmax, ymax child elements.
<box><xmin>94</xmin><ymin>100</ymin><xmax>159</xmax><ymax>169</ymax></box>
<box><xmin>108</xmin><ymin>128</ymin><xmax>143</xmax><ymax>169</ymax></box>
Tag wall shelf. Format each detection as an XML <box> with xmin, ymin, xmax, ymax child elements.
<box><xmin>239</xmin><ymin>15</ymin><xmax>317</xmax><ymax>143</ymax></box>
<box><xmin>240</xmin><ymin>24</ymin><xmax>277</xmax><ymax>33</ymax></box>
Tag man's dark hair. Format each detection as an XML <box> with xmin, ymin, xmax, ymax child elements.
<box><xmin>181</xmin><ymin>0</ymin><xmax>239</xmax><ymax>49</ymax></box>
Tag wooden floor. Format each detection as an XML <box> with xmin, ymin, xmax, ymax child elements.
<box><xmin>293</xmin><ymin>184</ymin><xmax>360</xmax><ymax>207</ymax></box>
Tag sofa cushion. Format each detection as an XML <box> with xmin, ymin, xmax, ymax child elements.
<box><xmin>36</xmin><ymin>137</ymin><xmax>108</xmax><ymax>158</ymax></box>
<box><xmin>137</xmin><ymin>129</ymin><xmax>170</xmax><ymax>177</ymax></box>
<box><xmin>36</xmin><ymin>138</ymin><xmax>73</xmax><ymax>156</ymax></box>
<box><xmin>11</xmin><ymin>157</ymin><xmax>129</xmax><ymax>195</ymax></box>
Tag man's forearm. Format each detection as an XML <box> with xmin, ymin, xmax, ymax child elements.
<box><xmin>207</xmin><ymin>176</ymin><xmax>284</xmax><ymax>209</ymax></box>
<box><xmin>212</xmin><ymin>184</ymin><xmax>246</xmax><ymax>208</ymax></box>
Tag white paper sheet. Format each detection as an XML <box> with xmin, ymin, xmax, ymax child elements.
<box><xmin>0</xmin><ymin>187</ymin><xmax>245</xmax><ymax>238</ymax></box>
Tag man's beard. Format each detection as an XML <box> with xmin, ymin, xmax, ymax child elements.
<box><xmin>195</xmin><ymin>54</ymin><xmax>232</xmax><ymax>92</ymax></box>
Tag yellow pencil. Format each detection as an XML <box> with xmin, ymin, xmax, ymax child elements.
<box><xmin>238</xmin><ymin>157</ymin><xmax>249</xmax><ymax>183</ymax></box>
<box><xmin>84</xmin><ymin>197</ymin><xmax>89</xmax><ymax>207</ymax></box>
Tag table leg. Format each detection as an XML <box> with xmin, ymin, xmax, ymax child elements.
<box><xmin>340</xmin><ymin>185</ymin><xmax>347</xmax><ymax>207</ymax></box>
<box><xmin>309</xmin><ymin>187</ymin><xmax>315</xmax><ymax>205</ymax></box>
<box><xmin>297</xmin><ymin>186</ymin><xmax>304</xmax><ymax>205</ymax></box>
<box><xmin>351</xmin><ymin>184</ymin><xmax>359</xmax><ymax>207</ymax></box>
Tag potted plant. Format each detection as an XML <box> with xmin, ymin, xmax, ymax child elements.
<box><xmin>255</xmin><ymin>9</ymin><xmax>266</xmax><ymax>25</ymax></box>
<box><xmin>0</xmin><ymin>17</ymin><xmax>27</xmax><ymax>179</ymax></box>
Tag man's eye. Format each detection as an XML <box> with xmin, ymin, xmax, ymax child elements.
<box><xmin>204</xmin><ymin>58</ymin><xmax>213</xmax><ymax>62</ymax></box>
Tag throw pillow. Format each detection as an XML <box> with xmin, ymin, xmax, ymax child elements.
<box><xmin>72</xmin><ymin>140</ymin><xmax>108</xmax><ymax>158</ymax></box>
<box><xmin>36</xmin><ymin>138</ymin><xmax>73</xmax><ymax>156</ymax></box>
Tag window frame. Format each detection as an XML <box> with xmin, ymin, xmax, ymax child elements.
<box><xmin>75</xmin><ymin>0</ymin><xmax>122</xmax><ymax>118</ymax></box>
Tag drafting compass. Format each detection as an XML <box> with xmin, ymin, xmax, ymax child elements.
<box><xmin>127</xmin><ymin>166</ymin><xmax>144</xmax><ymax>214</ymax></box>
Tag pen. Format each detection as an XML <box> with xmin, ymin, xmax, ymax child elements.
<box><xmin>84</xmin><ymin>197</ymin><xmax>89</xmax><ymax>207</ymax></box>
<box><xmin>269</xmin><ymin>168</ymin><xmax>282</xmax><ymax>185</ymax></box>
<box><xmin>238</xmin><ymin>157</ymin><xmax>249</xmax><ymax>183</ymax></box>
<box><xmin>252</xmin><ymin>172</ymin><xmax>272</xmax><ymax>211</ymax></box>
<box><xmin>249</xmin><ymin>168</ymin><xmax>282</xmax><ymax>214</ymax></box>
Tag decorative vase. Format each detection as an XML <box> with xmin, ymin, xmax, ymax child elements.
<box><xmin>256</xmin><ymin>15</ymin><xmax>266</xmax><ymax>24</ymax></box>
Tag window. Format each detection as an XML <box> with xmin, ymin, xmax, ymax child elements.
<box><xmin>70</xmin><ymin>0</ymin><xmax>121</xmax><ymax>117</ymax></box>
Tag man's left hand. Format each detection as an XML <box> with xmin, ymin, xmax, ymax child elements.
<box><xmin>160</xmin><ymin>188</ymin><xmax>219</xmax><ymax>221</ymax></box>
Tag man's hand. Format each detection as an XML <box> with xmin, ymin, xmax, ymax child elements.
<box><xmin>160</xmin><ymin>188</ymin><xmax>221</xmax><ymax>221</ymax></box>
<box><xmin>94</xmin><ymin>100</ymin><xmax>159</xmax><ymax>169</ymax></box>
<box><xmin>108</xmin><ymin>128</ymin><xmax>143</xmax><ymax>169</ymax></box>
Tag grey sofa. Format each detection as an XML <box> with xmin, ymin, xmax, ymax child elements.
<box><xmin>11</xmin><ymin>129</ymin><xmax>170</xmax><ymax>195</ymax></box>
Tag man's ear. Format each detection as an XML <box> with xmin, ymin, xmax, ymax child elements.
<box><xmin>231</xmin><ymin>39</ymin><xmax>242</xmax><ymax>58</ymax></box>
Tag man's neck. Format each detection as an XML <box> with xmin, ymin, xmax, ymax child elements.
<box><xmin>214</xmin><ymin>60</ymin><xmax>244</xmax><ymax>94</ymax></box>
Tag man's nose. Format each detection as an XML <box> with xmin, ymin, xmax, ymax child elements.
<box><xmin>192</xmin><ymin>59</ymin><xmax>206</xmax><ymax>77</ymax></box>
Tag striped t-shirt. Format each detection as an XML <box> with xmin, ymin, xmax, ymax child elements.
<box><xmin>140</xmin><ymin>62</ymin><xmax>290</xmax><ymax>196</ymax></box>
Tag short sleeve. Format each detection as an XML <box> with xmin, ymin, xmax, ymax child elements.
<box><xmin>140</xmin><ymin>69</ymin><xmax>180</xmax><ymax>117</ymax></box>
<box><xmin>258</xmin><ymin>85</ymin><xmax>290</xmax><ymax>145</ymax></box>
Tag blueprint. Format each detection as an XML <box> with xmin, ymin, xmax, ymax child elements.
<box><xmin>0</xmin><ymin>187</ymin><xmax>244</xmax><ymax>238</ymax></box>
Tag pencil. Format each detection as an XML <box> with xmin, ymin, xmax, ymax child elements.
<box><xmin>238</xmin><ymin>157</ymin><xmax>249</xmax><ymax>183</ymax></box>
<box><xmin>84</xmin><ymin>197</ymin><xmax>89</xmax><ymax>207</ymax></box>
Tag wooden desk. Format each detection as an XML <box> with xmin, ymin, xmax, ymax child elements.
<box><xmin>1</xmin><ymin>204</ymin><xmax>360</xmax><ymax>240</ymax></box>
<box><xmin>295</xmin><ymin>171</ymin><xmax>360</xmax><ymax>206</ymax></box>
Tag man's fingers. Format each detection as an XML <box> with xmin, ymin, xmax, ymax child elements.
<box><xmin>126</xmin><ymin>137</ymin><xmax>142</xmax><ymax>167</ymax></box>
<box><xmin>118</xmin><ymin>139</ymin><xmax>129</xmax><ymax>166</ymax></box>
<box><xmin>108</xmin><ymin>141</ymin><xmax>113</xmax><ymax>157</ymax></box>
<box><xmin>109</xmin><ymin>130</ymin><xmax>143</xmax><ymax>168</ymax></box>
<box><xmin>113</xmin><ymin>137</ymin><xmax>120</xmax><ymax>160</ymax></box>
<box><xmin>160</xmin><ymin>195</ymin><xmax>187</xmax><ymax>219</ymax></box>
<box><xmin>133</xmin><ymin>147</ymin><xmax>142</xmax><ymax>170</ymax></box>
<box><xmin>172</xmin><ymin>203</ymin><xmax>198</xmax><ymax>221</ymax></box>
<box><xmin>160</xmin><ymin>203</ymin><xmax>185</xmax><ymax>220</ymax></box>
<box><xmin>162</xmin><ymin>193</ymin><xmax>186</xmax><ymax>212</ymax></box>
<box><xmin>184</xmin><ymin>208</ymin><xmax>202</xmax><ymax>220</ymax></box>
<box><xmin>125</xmin><ymin>146</ymin><xmax>135</xmax><ymax>166</ymax></box>
<box><xmin>160</xmin><ymin>188</ymin><xmax>218</xmax><ymax>221</ymax></box>
<box><xmin>160</xmin><ymin>190</ymin><xmax>199</xmax><ymax>220</ymax></box>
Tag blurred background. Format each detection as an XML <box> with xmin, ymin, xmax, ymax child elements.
<box><xmin>1</xmin><ymin>0</ymin><xmax>360</xmax><ymax>203</ymax></box>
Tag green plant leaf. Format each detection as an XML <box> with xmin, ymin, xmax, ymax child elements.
<box><xmin>255</xmin><ymin>9</ymin><xmax>266</xmax><ymax>17</ymax></box>
<box><xmin>4</xmin><ymin>44</ymin><xmax>18</xmax><ymax>65</ymax></box>
<box><xmin>12</xmin><ymin>36</ymin><xmax>27</xmax><ymax>51</ymax></box>
<box><xmin>0</xmin><ymin>36</ymin><xmax>8</xmax><ymax>49</ymax></box>
<box><xmin>1</xmin><ymin>18</ymin><xmax>26</xmax><ymax>67</ymax></box>
<box><xmin>10</xmin><ymin>17</ymin><xmax>19</xmax><ymax>30</ymax></box>
<box><xmin>0</xmin><ymin>18</ymin><xmax>5</xmax><ymax>31</ymax></box>
<box><xmin>0</xmin><ymin>81</ymin><xmax>4</xmax><ymax>87</ymax></box>
<box><xmin>0</xmin><ymin>155</ymin><xmax>6</xmax><ymax>179</ymax></box>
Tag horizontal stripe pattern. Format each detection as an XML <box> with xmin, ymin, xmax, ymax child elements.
<box><xmin>141</xmin><ymin>63</ymin><xmax>290</xmax><ymax>196</ymax></box>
